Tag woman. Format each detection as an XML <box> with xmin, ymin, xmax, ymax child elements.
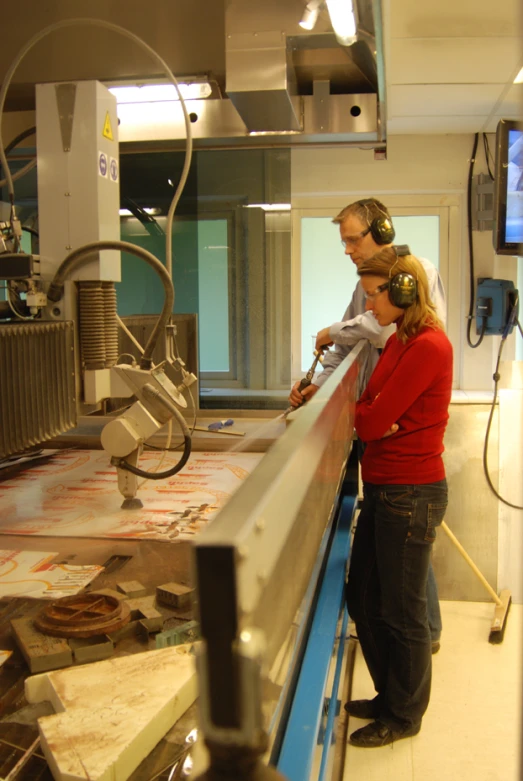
<box><xmin>345</xmin><ymin>246</ymin><xmax>452</xmax><ymax>748</ymax></box>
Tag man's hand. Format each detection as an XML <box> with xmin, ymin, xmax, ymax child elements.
<box><xmin>289</xmin><ymin>382</ymin><xmax>319</xmax><ymax>408</ymax></box>
<box><xmin>381</xmin><ymin>423</ymin><xmax>398</xmax><ymax>438</ymax></box>
<box><xmin>315</xmin><ymin>327</ymin><xmax>334</xmax><ymax>352</ymax></box>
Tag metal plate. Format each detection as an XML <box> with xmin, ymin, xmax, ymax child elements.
<box><xmin>34</xmin><ymin>593</ymin><xmax>131</xmax><ymax>638</ymax></box>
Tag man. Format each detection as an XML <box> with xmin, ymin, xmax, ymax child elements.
<box><xmin>289</xmin><ymin>198</ymin><xmax>446</xmax><ymax>653</ymax></box>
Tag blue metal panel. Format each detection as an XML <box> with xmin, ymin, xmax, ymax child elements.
<box><xmin>276</xmin><ymin>495</ymin><xmax>355</xmax><ymax>781</ymax></box>
<box><xmin>475</xmin><ymin>278</ymin><xmax>518</xmax><ymax>334</ymax></box>
<box><xmin>318</xmin><ymin>606</ymin><xmax>349</xmax><ymax>781</ymax></box>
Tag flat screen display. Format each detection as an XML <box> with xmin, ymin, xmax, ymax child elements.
<box><xmin>493</xmin><ymin>119</ymin><xmax>523</xmax><ymax>256</ymax></box>
<box><xmin>505</xmin><ymin>128</ymin><xmax>523</xmax><ymax>244</ymax></box>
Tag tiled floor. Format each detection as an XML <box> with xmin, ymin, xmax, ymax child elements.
<box><xmin>343</xmin><ymin>601</ymin><xmax>522</xmax><ymax>781</ymax></box>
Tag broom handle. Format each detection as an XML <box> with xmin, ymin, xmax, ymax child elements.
<box><xmin>441</xmin><ymin>521</ymin><xmax>503</xmax><ymax>607</ymax></box>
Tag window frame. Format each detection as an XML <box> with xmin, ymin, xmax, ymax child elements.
<box><xmin>291</xmin><ymin>195</ymin><xmax>461</xmax><ymax>388</ymax></box>
<box><xmin>195</xmin><ymin>211</ymin><xmax>244</xmax><ymax>387</ymax></box>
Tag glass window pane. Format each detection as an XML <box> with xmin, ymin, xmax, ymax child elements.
<box><xmin>301</xmin><ymin>217</ymin><xmax>358</xmax><ymax>371</ymax></box>
<box><xmin>393</xmin><ymin>215</ymin><xmax>439</xmax><ymax>269</ymax></box>
<box><xmin>300</xmin><ymin>214</ymin><xmax>441</xmax><ymax>372</ymax></box>
<box><xmin>198</xmin><ymin>220</ymin><xmax>229</xmax><ymax>372</ymax></box>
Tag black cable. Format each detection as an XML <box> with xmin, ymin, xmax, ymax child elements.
<box><xmin>144</xmin><ymin>442</ymin><xmax>183</xmax><ymax>452</ymax></box>
<box><xmin>145</xmin><ymin>383</ymin><xmax>197</xmax><ymax>452</ymax></box>
<box><xmin>469</xmin><ymin>315</ymin><xmax>488</xmax><ymax>348</ymax></box>
<box><xmin>482</xmin><ymin>297</ymin><xmax>522</xmax><ymax>509</ymax></box>
<box><xmin>116</xmin><ymin>435</ymin><xmax>191</xmax><ymax>480</ymax></box>
<box><xmin>121</xmin><ymin>196</ymin><xmax>164</xmax><ymax>239</ymax></box>
<box><xmin>0</xmin><ymin>127</ymin><xmax>37</xmax><ymax>195</ymax></box>
<box><xmin>482</xmin><ymin>133</ymin><xmax>495</xmax><ymax>180</ymax></box>
<box><xmin>21</xmin><ymin>225</ymin><xmax>39</xmax><ymax>238</ymax></box>
<box><xmin>466</xmin><ymin>133</ymin><xmax>482</xmax><ymax>349</ymax></box>
<box><xmin>114</xmin><ymin>384</ymin><xmax>192</xmax><ymax>480</ymax></box>
<box><xmin>5</xmin><ymin>282</ymin><xmax>32</xmax><ymax>319</ymax></box>
<box><xmin>483</xmin><ymin>334</ymin><xmax>523</xmax><ymax>511</ymax></box>
<box><xmin>3</xmin><ymin>126</ymin><xmax>36</xmax><ymax>158</ymax></box>
<box><xmin>518</xmin><ymin>318</ymin><xmax>523</xmax><ymax>339</ymax></box>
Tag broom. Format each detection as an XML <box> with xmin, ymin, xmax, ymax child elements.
<box><xmin>441</xmin><ymin>520</ymin><xmax>511</xmax><ymax>644</ymax></box>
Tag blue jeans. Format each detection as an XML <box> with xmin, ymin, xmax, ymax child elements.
<box><xmin>346</xmin><ymin>480</ymin><xmax>448</xmax><ymax>731</ymax></box>
<box><xmin>427</xmin><ymin>561</ymin><xmax>442</xmax><ymax>642</ymax></box>
<box><xmin>357</xmin><ymin>440</ymin><xmax>442</xmax><ymax>642</ymax></box>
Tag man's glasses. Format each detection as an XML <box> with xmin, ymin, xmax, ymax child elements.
<box><xmin>364</xmin><ymin>282</ymin><xmax>389</xmax><ymax>301</ymax></box>
<box><xmin>340</xmin><ymin>226</ymin><xmax>371</xmax><ymax>249</ymax></box>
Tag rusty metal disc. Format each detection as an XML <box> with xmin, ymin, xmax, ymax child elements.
<box><xmin>34</xmin><ymin>593</ymin><xmax>131</xmax><ymax>638</ymax></box>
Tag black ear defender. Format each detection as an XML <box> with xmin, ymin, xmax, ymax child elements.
<box><xmin>358</xmin><ymin>199</ymin><xmax>396</xmax><ymax>245</ymax></box>
<box><xmin>388</xmin><ymin>244</ymin><xmax>418</xmax><ymax>308</ymax></box>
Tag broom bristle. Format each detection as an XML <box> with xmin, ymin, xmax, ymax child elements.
<box><xmin>488</xmin><ymin>595</ymin><xmax>511</xmax><ymax>644</ymax></box>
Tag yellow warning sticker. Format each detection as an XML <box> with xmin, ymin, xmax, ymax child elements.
<box><xmin>102</xmin><ymin>112</ymin><xmax>114</xmax><ymax>141</ymax></box>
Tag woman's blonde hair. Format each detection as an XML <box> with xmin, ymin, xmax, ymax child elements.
<box><xmin>358</xmin><ymin>247</ymin><xmax>444</xmax><ymax>343</ymax></box>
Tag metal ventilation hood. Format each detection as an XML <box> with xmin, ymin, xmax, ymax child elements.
<box><xmin>118</xmin><ymin>12</ymin><xmax>384</xmax><ymax>149</ymax></box>
<box><xmin>226</xmin><ymin>30</ymin><xmax>302</xmax><ymax>133</ymax></box>
<box><xmin>216</xmin><ymin>0</ymin><xmax>385</xmax><ymax>146</ymax></box>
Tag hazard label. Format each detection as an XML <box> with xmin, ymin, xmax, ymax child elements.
<box><xmin>98</xmin><ymin>152</ymin><xmax>108</xmax><ymax>178</ymax></box>
<box><xmin>102</xmin><ymin>112</ymin><xmax>114</xmax><ymax>141</ymax></box>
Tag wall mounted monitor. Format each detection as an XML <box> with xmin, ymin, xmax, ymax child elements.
<box><xmin>493</xmin><ymin>119</ymin><xmax>523</xmax><ymax>256</ymax></box>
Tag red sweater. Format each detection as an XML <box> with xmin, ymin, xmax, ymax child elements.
<box><xmin>355</xmin><ymin>325</ymin><xmax>453</xmax><ymax>485</ymax></box>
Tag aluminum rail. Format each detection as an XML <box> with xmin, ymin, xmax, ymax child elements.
<box><xmin>192</xmin><ymin>340</ymin><xmax>368</xmax><ymax>766</ymax></box>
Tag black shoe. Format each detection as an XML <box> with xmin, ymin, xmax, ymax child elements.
<box><xmin>349</xmin><ymin>719</ymin><xmax>421</xmax><ymax>748</ymax></box>
<box><xmin>344</xmin><ymin>698</ymin><xmax>380</xmax><ymax>719</ymax></box>
<box><xmin>431</xmin><ymin>641</ymin><xmax>441</xmax><ymax>654</ymax></box>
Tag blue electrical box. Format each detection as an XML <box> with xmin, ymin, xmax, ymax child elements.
<box><xmin>475</xmin><ymin>278</ymin><xmax>519</xmax><ymax>335</ymax></box>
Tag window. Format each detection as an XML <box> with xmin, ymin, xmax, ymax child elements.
<box><xmin>117</xmin><ymin>147</ymin><xmax>291</xmax><ymax>408</ymax></box>
<box><xmin>292</xmin><ymin>198</ymin><xmax>459</xmax><ymax>384</ymax></box>
<box><xmin>197</xmin><ymin>220</ymin><xmax>230</xmax><ymax>372</ymax></box>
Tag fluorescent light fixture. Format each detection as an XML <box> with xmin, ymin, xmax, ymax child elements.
<box><xmin>109</xmin><ymin>82</ymin><xmax>212</xmax><ymax>104</ymax></box>
<box><xmin>243</xmin><ymin>204</ymin><xmax>291</xmax><ymax>211</ymax></box>
<box><xmin>248</xmin><ymin>130</ymin><xmax>302</xmax><ymax>136</ymax></box>
<box><xmin>514</xmin><ymin>67</ymin><xmax>523</xmax><ymax>84</ymax></box>
<box><xmin>300</xmin><ymin>1</ymin><xmax>322</xmax><ymax>30</ymax></box>
<box><xmin>119</xmin><ymin>207</ymin><xmax>160</xmax><ymax>216</ymax></box>
<box><xmin>325</xmin><ymin>0</ymin><xmax>356</xmax><ymax>46</ymax></box>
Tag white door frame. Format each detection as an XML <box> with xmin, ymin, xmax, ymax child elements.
<box><xmin>291</xmin><ymin>194</ymin><xmax>462</xmax><ymax>387</ymax></box>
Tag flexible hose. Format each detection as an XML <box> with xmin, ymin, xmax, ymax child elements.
<box><xmin>466</xmin><ymin>133</ymin><xmax>483</xmax><ymax>348</ymax></box>
<box><xmin>4</xmin><ymin>126</ymin><xmax>36</xmax><ymax>157</ymax></box>
<box><xmin>115</xmin><ymin>384</ymin><xmax>191</xmax><ymax>480</ymax></box>
<box><xmin>483</xmin><ymin>343</ymin><xmax>523</xmax><ymax>511</ymax></box>
<box><xmin>482</xmin><ymin>295</ymin><xmax>523</xmax><ymax>510</ymax></box>
<box><xmin>145</xmin><ymin>383</ymin><xmax>197</xmax><ymax>451</ymax></box>
<box><xmin>0</xmin><ymin>160</ymin><xmax>37</xmax><ymax>189</ymax></box>
<box><xmin>0</xmin><ymin>126</ymin><xmax>37</xmax><ymax>189</ymax></box>
<box><xmin>0</xmin><ymin>20</ymin><xmax>193</xmax><ymax>252</ymax></box>
<box><xmin>47</xmin><ymin>240</ymin><xmax>174</xmax><ymax>369</ymax></box>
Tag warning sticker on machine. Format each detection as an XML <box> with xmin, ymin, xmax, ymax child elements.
<box><xmin>103</xmin><ymin>111</ymin><xmax>114</xmax><ymax>141</ymax></box>
<box><xmin>110</xmin><ymin>157</ymin><xmax>119</xmax><ymax>183</ymax></box>
<box><xmin>98</xmin><ymin>151</ymin><xmax>108</xmax><ymax>178</ymax></box>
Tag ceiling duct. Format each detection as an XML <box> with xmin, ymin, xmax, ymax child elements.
<box><xmin>226</xmin><ymin>30</ymin><xmax>301</xmax><ymax>133</ymax></box>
